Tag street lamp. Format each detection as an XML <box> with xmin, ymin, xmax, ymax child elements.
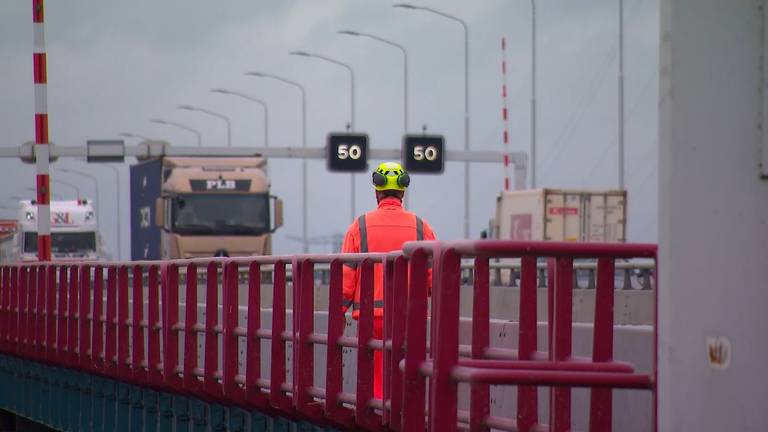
<box><xmin>289</xmin><ymin>50</ymin><xmax>359</xmax><ymax>222</ymax></box>
<box><xmin>394</xmin><ymin>3</ymin><xmax>472</xmax><ymax>238</ymax></box>
<box><xmin>337</xmin><ymin>29</ymin><xmax>412</xmax><ymax>208</ymax></box>
<box><xmin>118</xmin><ymin>132</ymin><xmax>152</xmax><ymax>141</ymax></box>
<box><xmin>211</xmin><ymin>89</ymin><xmax>270</xmax><ymax>147</ymax></box>
<box><xmin>618</xmin><ymin>0</ymin><xmax>625</xmax><ymax>190</ymax></box>
<box><xmin>245</xmin><ymin>71</ymin><xmax>309</xmax><ymax>253</ymax></box>
<box><xmin>531</xmin><ymin>0</ymin><xmax>537</xmax><ymax>188</ymax></box>
<box><xmin>150</xmin><ymin>119</ymin><xmax>202</xmax><ymax>147</ymax></box>
<box><xmin>338</xmin><ymin>30</ymin><xmax>409</xmax><ymax>133</ymax></box>
<box><xmin>178</xmin><ymin>105</ymin><xmax>232</xmax><ymax>147</ymax></box>
<box><xmin>290</xmin><ymin>51</ymin><xmax>356</xmax><ymax>129</ymax></box>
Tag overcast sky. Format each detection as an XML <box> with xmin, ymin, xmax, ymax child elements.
<box><xmin>0</xmin><ymin>0</ymin><xmax>659</xmax><ymax>257</ymax></box>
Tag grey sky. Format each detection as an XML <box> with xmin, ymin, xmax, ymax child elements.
<box><xmin>0</xmin><ymin>0</ymin><xmax>659</xmax><ymax>257</ymax></box>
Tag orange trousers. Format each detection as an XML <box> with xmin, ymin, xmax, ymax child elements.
<box><xmin>373</xmin><ymin>317</ymin><xmax>383</xmax><ymax>399</ymax></box>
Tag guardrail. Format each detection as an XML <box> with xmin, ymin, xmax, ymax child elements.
<box><xmin>0</xmin><ymin>240</ymin><xmax>657</xmax><ymax>431</ymax></box>
<box><xmin>179</xmin><ymin>260</ymin><xmax>656</xmax><ymax>292</ymax></box>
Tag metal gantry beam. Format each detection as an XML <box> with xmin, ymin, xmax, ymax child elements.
<box><xmin>0</xmin><ymin>142</ymin><xmax>525</xmax><ymax>164</ymax></box>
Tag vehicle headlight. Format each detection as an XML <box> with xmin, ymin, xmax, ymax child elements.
<box><xmin>85</xmin><ymin>211</ymin><xmax>95</xmax><ymax>221</ymax></box>
<box><xmin>25</xmin><ymin>211</ymin><xmax>35</xmax><ymax>221</ymax></box>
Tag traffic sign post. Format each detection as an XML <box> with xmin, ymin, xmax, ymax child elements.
<box><xmin>326</xmin><ymin>133</ymin><xmax>369</xmax><ymax>172</ymax></box>
<box><xmin>402</xmin><ymin>134</ymin><xmax>445</xmax><ymax>173</ymax></box>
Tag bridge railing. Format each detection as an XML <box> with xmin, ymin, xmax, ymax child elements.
<box><xmin>393</xmin><ymin>240</ymin><xmax>658</xmax><ymax>432</ymax></box>
<box><xmin>0</xmin><ymin>240</ymin><xmax>657</xmax><ymax>432</ymax></box>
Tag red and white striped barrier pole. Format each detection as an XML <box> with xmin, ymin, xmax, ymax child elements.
<box><xmin>500</xmin><ymin>37</ymin><xmax>512</xmax><ymax>190</ymax></box>
<box><xmin>33</xmin><ymin>0</ymin><xmax>51</xmax><ymax>261</ymax></box>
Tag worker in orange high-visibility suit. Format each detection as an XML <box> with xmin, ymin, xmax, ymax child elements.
<box><xmin>341</xmin><ymin>161</ymin><xmax>437</xmax><ymax>399</ymax></box>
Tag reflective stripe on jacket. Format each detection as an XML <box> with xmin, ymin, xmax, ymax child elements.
<box><xmin>341</xmin><ymin>197</ymin><xmax>436</xmax><ymax>319</ymax></box>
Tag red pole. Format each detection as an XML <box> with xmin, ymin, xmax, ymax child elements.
<box><xmin>501</xmin><ymin>37</ymin><xmax>512</xmax><ymax>190</ymax></box>
<box><xmin>33</xmin><ymin>0</ymin><xmax>52</xmax><ymax>261</ymax></box>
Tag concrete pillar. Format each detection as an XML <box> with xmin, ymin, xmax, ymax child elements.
<box><xmin>659</xmin><ymin>0</ymin><xmax>768</xmax><ymax>429</ymax></box>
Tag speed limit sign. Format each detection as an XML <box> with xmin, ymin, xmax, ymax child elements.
<box><xmin>327</xmin><ymin>133</ymin><xmax>369</xmax><ymax>172</ymax></box>
<box><xmin>402</xmin><ymin>134</ymin><xmax>445</xmax><ymax>173</ymax></box>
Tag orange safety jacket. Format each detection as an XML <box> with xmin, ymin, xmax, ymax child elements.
<box><xmin>342</xmin><ymin>197</ymin><xmax>436</xmax><ymax>319</ymax></box>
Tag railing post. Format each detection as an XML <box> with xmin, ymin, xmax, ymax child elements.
<box><xmin>17</xmin><ymin>268</ymin><xmax>27</xmax><ymax>355</ymax></box>
<box><xmin>147</xmin><ymin>265</ymin><xmax>161</xmax><ymax>384</ymax></box>
<box><xmin>33</xmin><ymin>266</ymin><xmax>44</xmax><ymax>359</ymax></box>
<box><xmin>105</xmin><ymin>267</ymin><xmax>117</xmax><ymax>374</ymax></box>
<box><xmin>270</xmin><ymin>260</ymin><xmax>290</xmax><ymax>410</ymax></box>
<box><xmin>518</xmin><ymin>255</ymin><xmax>539</xmax><ymax>431</ymax></box>
<box><xmin>1</xmin><ymin>267</ymin><xmax>11</xmax><ymax>352</ymax></box>
<box><xmin>117</xmin><ymin>266</ymin><xmax>130</xmax><ymax>379</ymax></box>
<box><xmin>10</xmin><ymin>267</ymin><xmax>19</xmax><ymax>354</ymax></box>
<box><xmin>295</xmin><ymin>259</ymin><xmax>319</xmax><ymax>418</ymax></box>
<box><xmin>56</xmin><ymin>266</ymin><xmax>69</xmax><ymax>364</ymax></box>
<box><xmin>245</xmin><ymin>261</ymin><xmax>267</xmax><ymax>407</ymax></box>
<box><xmin>204</xmin><ymin>262</ymin><xmax>221</xmax><ymax>397</ymax></box>
<box><xmin>67</xmin><ymin>266</ymin><xmax>79</xmax><ymax>367</ymax></box>
<box><xmin>590</xmin><ymin>258</ymin><xmax>615</xmax><ymax>431</ymax></box>
<box><xmin>429</xmin><ymin>248</ymin><xmax>461</xmax><ymax>432</ymax></box>
<box><xmin>0</xmin><ymin>267</ymin><xmax>8</xmax><ymax>352</ymax></box>
<box><xmin>470</xmin><ymin>256</ymin><xmax>490</xmax><ymax>432</ymax></box>
<box><xmin>401</xmin><ymin>248</ymin><xmax>429</xmax><ymax>432</ymax></box>
<box><xmin>132</xmin><ymin>265</ymin><xmax>147</xmax><ymax>383</ymax></box>
<box><xmin>162</xmin><ymin>263</ymin><xmax>182</xmax><ymax>391</ymax></box>
<box><xmin>551</xmin><ymin>257</ymin><xmax>574</xmax><ymax>432</ymax></box>
<box><xmin>355</xmin><ymin>258</ymin><xmax>376</xmax><ymax>427</ymax></box>
<box><xmin>26</xmin><ymin>266</ymin><xmax>36</xmax><ymax>358</ymax></box>
<box><xmin>45</xmin><ymin>265</ymin><xmax>56</xmax><ymax>361</ymax></box>
<box><xmin>388</xmin><ymin>255</ymin><xmax>408</xmax><ymax>431</ymax></box>
<box><xmin>91</xmin><ymin>266</ymin><xmax>104</xmax><ymax>372</ymax></box>
<box><xmin>325</xmin><ymin>259</ymin><xmax>351</xmax><ymax>425</ymax></box>
<box><xmin>382</xmin><ymin>257</ymin><xmax>394</xmax><ymax>426</ymax></box>
<box><xmin>223</xmin><ymin>260</ymin><xmax>244</xmax><ymax>403</ymax></box>
<box><xmin>79</xmin><ymin>265</ymin><xmax>91</xmax><ymax>369</ymax></box>
<box><xmin>183</xmin><ymin>263</ymin><xmax>199</xmax><ymax>393</ymax></box>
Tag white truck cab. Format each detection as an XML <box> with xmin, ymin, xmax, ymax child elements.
<box><xmin>18</xmin><ymin>200</ymin><xmax>106</xmax><ymax>261</ymax></box>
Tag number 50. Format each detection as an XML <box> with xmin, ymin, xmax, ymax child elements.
<box><xmin>338</xmin><ymin>144</ymin><xmax>362</xmax><ymax>160</ymax></box>
<box><xmin>413</xmin><ymin>145</ymin><xmax>438</xmax><ymax>161</ymax></box>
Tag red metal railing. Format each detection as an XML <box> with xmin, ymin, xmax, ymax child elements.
<box><xmin>0</xmin><ymin>240</ymin><xmax>657</xmax><ymax>431</ymax></box>
<box><xmin>396</xmin><ymin>241</ymin><xmax>657</xmax><ymax>432</ymax></box>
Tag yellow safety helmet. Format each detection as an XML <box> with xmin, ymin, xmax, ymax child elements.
<box><xmin>371</xmin><ymin>162</ymin><xmax>410</xmax><ymax>191</ymax></box>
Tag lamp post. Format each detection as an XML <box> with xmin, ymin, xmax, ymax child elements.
<box><xmin>211</xmin><ymin>89</ymin><xmax>270</xmax><ymax>147</ymax></box>
<box><xmin>245</xmin><ymin>71</ymin><xmax>308</xmax><ymax>253</ymax></box>
<box><xmin>338</xmin><ymin>30</ymin><xmax>408</xmax><ymax>132</ymax></box>
<box><xmin>150</xmin><ymin>119</ymin><xmax>202</xmax><ymax>146</ymax></box>
<box><xmin>177</xmin><ymin>105</ymin><xmax>232</xmax><ymax>147</ymax></box>
<box><xmin>289</xmin><ymin>50</ymin><xmax>358</xmax><ymax>222</ymax></box>
<box><xmin>618</xmin><ymin>0</ymin><xmax>625</xmax><ymax>190</ymax></box>
<box><xmin>531</xmin><ymin>0</ymin><xmax>537</xmax><ymax>188</ymax></box>
<box><xmin>394</xmin><ymin>3</ymin><xmax>471</xmax><ymax>238</ymax></box>
<box><xmin>337</xmin><ymin>29</ymin><xmax>412</xmax><ymax>208</ymax></box>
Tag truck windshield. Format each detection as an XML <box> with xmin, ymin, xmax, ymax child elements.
<box><xmin>172</xmin><ymin>193</ymin><xmax>269</xmax><ymax>236</ymax></box>
<box><xmin>24</xmin><ymin>232</ymin><xmax>97</xmax><ymax>254</ymax></box>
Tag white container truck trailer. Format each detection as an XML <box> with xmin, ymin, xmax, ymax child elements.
<box><xmin>489</xmin><ymin>189</ymin><xmax>627</xmax><ymax>242</ymax></box>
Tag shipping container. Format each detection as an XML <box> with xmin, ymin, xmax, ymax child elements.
<box><xmin>492</xmin><ymin>188</ymin><xmax>626</xmax><ymax>242</ymax></box>
<box><xmin>130</xmin><ymin>157</ymin><xmax>163</xmax><ymax>260</ymax></box>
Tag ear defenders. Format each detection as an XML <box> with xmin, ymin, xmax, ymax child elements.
<box><xmin>372</xmin><ymin>170</ymin><xmax>410</xmax><ymax>188</ymax></box>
